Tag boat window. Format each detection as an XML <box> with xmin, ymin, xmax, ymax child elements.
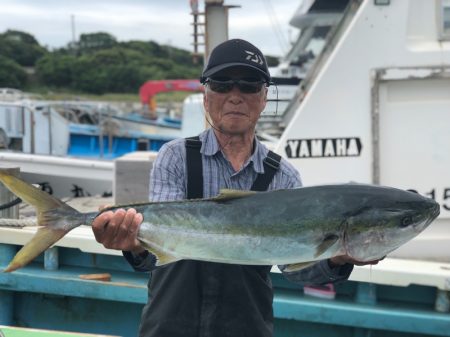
<box><xmin>305</xmin><ymin>26</ymin><xmax>331</xmax><ymax>58</ymax></box>
<box><xmin>288</xmin><ymin>26</ymin><xmax>331</xmax><ymax>68</ymax></box>
<box><xmin>439</xmin><ymin>0</ymin><xmax>450</xmax><ymax>40</ymax></box>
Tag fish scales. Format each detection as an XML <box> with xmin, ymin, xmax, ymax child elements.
<box><xmin>0</xmin><ymin>169</ymin><xmax>440</xmax><ymax>272</ymax></box>
<box><xmin>133</xmin><ymin>189</ymin><xmax>339</xmax><ymax>265</ymax></box>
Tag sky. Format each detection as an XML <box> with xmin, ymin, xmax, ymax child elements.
<box><xmin>0</xmin><ymin>0</ymin><xmax>302</xmax><ymax>57</ymax></box>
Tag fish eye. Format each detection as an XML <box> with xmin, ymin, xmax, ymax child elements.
<box><xmin>401</xmin><ymin>216</ymin><xmax>413</xmax><ymax>227</ymax></box>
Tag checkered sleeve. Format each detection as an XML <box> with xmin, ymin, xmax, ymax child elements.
<box><xmin>149</xmin><ymin>140</ymin><xmax>186</xmax><ymax>202</ymax></box>
<box><xmin>279</xmin><ymin>260</ymin><xmax>354</xmax><ymax>285</ymax></box>
<box><xmin>123</xmin><ymin>140</ymin><xmax>186</xmax><ymax>271</ymax></box>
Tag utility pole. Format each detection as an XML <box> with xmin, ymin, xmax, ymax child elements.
<box><xmin>190</xmin><ymin>0</ymin><xmax>203</xmax><ymax>64</ymax></box>
<box><xmin>190</xmin><ymin>1</ymin><xmax>239</xmax><ymax>64</ymax></box>
<box><xmin>71</xmin><ymin>14</ymin><xmax>77</xmax><ymax>51</ymax></box>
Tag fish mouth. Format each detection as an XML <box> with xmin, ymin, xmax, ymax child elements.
<box><xmin>422</xmin><ymin>202</ymin><xmax>440</xmax><ymax>228</ymax></box>
<box><xmin>431</xmin><ymin>203</ymin><xmax>440</xmax><ymax>219</ymax></box>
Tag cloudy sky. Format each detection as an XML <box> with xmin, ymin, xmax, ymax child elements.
<box><xmin>0</xmin><ymin>0</ymin><xmax>302</xmax><ymax>57</ymax></box>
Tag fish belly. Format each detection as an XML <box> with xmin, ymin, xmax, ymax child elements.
<box><xmin>139</xmin><ymin>222</ymin><xmax>341</xmax><ymax>265</ymax></box>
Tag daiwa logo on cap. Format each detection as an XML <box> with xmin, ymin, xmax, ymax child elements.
<box><xmin>200</xmin><ymin>39</ymin><xmax>271</xmax><ymax>83</ymax></box>
<box><xmin>245</xmin><ymin>50</ymin><xmax>264</xmax><ymax>65</ymax></box>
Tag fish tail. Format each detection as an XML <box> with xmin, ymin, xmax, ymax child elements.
<box><xmin>0</xmin><ymin>168</ymin><xmax>84</xmax><ymax>272</ymax></box>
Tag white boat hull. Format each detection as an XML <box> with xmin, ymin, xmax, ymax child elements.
<box><xmin>0</xmin><ymin>152</ymin><xmax>113</xmax><ymax>198</ymax></box>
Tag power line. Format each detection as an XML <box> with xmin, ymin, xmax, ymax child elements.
<box><xmin>262</xmin><ymin>0</ymin><xmax>289</xmax><ymax>54</ymax></box>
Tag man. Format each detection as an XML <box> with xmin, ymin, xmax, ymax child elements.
<box><xmin>92</xmin><ymin>39</ymin><xmax>380</xmax><ymax>337</ymax></box>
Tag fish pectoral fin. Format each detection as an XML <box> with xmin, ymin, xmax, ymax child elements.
<box><xmin>314</xmin><ymin>234</ymin><xmax>339</xmax><ymax>258</ymax></box>
<box><xmin>145</xmin><ymin>244</ymin><xmax>180</xmax><ymax>266</ymax></box>
<box><xmin>283</xmin><ymin>261</ymin><xmax>316</xmax><ymax>273</ymax></box>
<box><xmin>213</xmin><ymin>189</ymin><xmax>257</xmax><ymax>201</ymax></box>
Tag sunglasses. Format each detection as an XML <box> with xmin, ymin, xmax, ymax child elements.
<box><xmin>205</xmin><ymin>78</ymin><xmax>266</xmax><ymax>94</ymax></box>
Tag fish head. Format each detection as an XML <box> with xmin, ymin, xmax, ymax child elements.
<box><xmin>343</xmin><ymin>188</ymin><xmax>440</xmax><ymax>262</ymax></box>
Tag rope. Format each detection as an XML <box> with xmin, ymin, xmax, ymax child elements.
<box><xmin>0</xmin><ymin>218</ymin><xmax>38</xmax><ymax>228</ymax></box>
<box><xmin>0</xmin><ymin>197</ymin><xmax>22</xmax><ymax>211</ymax></box>
<box><xmin>262</xmin><ymin>0</ymin><xmax>289</xmax><ymax>54</ymax></box>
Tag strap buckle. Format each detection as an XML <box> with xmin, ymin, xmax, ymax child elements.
<box><xmin>185</xmin><ymin>138</ymin><xmax>202</xmax><ymax>149</ymax></box>
<box><xmin>263</xmin><ymin>155</ymin><xmax>280</xmax><ymax>170</ymax></box>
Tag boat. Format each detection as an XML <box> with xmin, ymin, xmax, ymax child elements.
<box><xmin>260</xmin><ymin>0</ymin><xmax>349</xmax><ymax>137</ymax></box>
<box><xmin>268</xmin><ymin>0</ymin><xmax>450</xmax><ymax>265</ymax></box>
<box><xmin>0</xmin><ymin>92</ymin><xmax>205</xmax><ymax>198</ymax></box>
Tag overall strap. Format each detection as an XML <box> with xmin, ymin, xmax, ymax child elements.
<box><xmin>186</xmin><ymin>138</ymin><xmax>281</xmax><ymax>196</ymax></box>
<box><xmin>185</xmin><ymin>136</ymin><xmax>204</xmax><ymax>199</ymax></box>
<box><xmin>250</xmin><ymin>150</ymin><xmax>281</xmax><ymax>191</ymax></box>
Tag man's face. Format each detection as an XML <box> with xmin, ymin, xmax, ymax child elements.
<box><xmin>203</xmin><ymin>66</ymin><xmax>267</xmax><ymax>136</ymax></box>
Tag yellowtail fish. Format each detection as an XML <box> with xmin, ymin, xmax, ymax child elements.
<box><xmin>0</xmin><ymin>169</ymin><xmax>440</xmax><ymax>272</ymax></box>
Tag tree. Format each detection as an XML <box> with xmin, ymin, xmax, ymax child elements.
<box><xmin>1</xmin><ymin>29</ymin><xmax>40</xmax><ymax>45</ymax></box>
<box><xmin>0</xmin><ymin>29</ymin><xmax>204</xmax><ymax>94</ymax></box>
<box><xmin>121</xmin><ymin>40</ymin><xmax>166</xmax><ymax>58</ymax></box>
<box><xmin>35</xmin><ymin>54</ymin><xmax>76</xmax><ymax>86</ymax></box>
<box><xmin>91</xmin><ymin>47</ymin><xmax>146</xmax><ymax>65</ymax></box>
<box><xmin>71</xmin><ymin>48</ymin><xmax>150</xmax><ymax>94</ymax></box>
<box><xmin>0</xmin><ymin>30</ymin><xmax>47</xmax><ymax>66</ymax></box>
<box><xmin>162</xmin><ymin>45</ymin><xmax>199</xmax><ymax>66</ymax></box>
<box><xmin>78</xmin><ymin>32</ymin><xmax>117</xmax><ymax>53</ymax></box>
<box><xmin>0</xmin><ymin>55</ymin><xmax>27</xmax><ymax>88</ymax></box>
<box><xmin>103</xmin><ymin>64</ymin><xmax>146</xmax><ymax>92</ymax></box>
<box><xmin>71</xmin><ymin>56</ymin><xmax>108</xmax><ymax>94</ymax></box>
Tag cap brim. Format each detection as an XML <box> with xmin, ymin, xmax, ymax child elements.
<box><xmin>202</xmin><ymin>62</ymin><xmax>270</xmax><ymax>82</ymax></box>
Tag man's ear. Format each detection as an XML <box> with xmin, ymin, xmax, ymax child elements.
<box><xmin>259</xmin><ymin>88</ymin><xmax>268</xmax><ymax>112</ymax></box>
<box><xmin>203</xmin><ymin>91</ymin><xmax>208</xmax><ymax>111</ymax></box>
<box><xmin>203</xmin><ymin>91</ymin><xmax>212</xmax><ymax>122</ymax></box>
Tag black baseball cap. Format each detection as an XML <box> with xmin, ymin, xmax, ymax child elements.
<box><xmin>200</xmin><ymin>39</ymin><xmax>271</xmax><ymax>84</ymax></box>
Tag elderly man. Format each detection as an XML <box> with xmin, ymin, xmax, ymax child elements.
<box><xmin>92</xmin><ymin>39</ymin><xmax>379</xmax><ymax>337</ymax></box>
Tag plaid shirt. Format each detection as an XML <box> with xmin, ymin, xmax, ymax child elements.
<box><xmin>123</xmin><ymin>128</ymin><xmax>353</xmax><ymax>337</ymax></box>
<box><xmin>150</xmin><ymin>127</ymin><xmax>301</xmax><ymax>200</ymax></box>
<box><xmin>126</xmin><ymin>128</ymin><xmax>352</xmax><ymax>284</ymax></box>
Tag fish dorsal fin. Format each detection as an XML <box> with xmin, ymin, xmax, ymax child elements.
<box><xmin>314</xmin><ymin>234</ymin><xmax>339</xmax><ymax>258</ymax></box>
<box><xmin>212</xmin><ymin>189</ymin><xmax>257</xmax><ymax>201</ymax></box>
<box><xmin>283</xmin><ymin>261</ymin><xmax>316</xmax><ymax>273</ymax></box>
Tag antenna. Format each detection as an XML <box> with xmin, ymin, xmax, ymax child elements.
<box><xmin>71</xmin><ymin>14</ymin><xmax>76</xmax><ymax>46</ymax></box>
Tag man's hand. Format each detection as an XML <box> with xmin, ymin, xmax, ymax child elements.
<box><xmin>92</xmin><ymin>207</ymin><xmax>145</xmax><ymax>254</ymax></box>
<box><xmin>328</xmin><ymin>255</ymin><xmax>385</xmax><ymax>268</ymax></box>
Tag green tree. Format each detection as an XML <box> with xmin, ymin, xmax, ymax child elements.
<box><xmin>0</xmin><ymin>55</ymin><xmax>27</xmax><ymax>88</ymax></box>
<box><xmin>91</xmin><ymin>47</ymin><xmax>146</xmax><ymax>65</ymax></box>
<box><xmin>78</xmin><ymin>32</ymin><xmax>117</xmax><ymax>53</ymax></box>
<box><xmin>1</xmin><ymin>29</ymin><xmax>40</xmax><ymax>45</ymax></box>
<box><xmin>70</xmin><ymin>48</ymin><xmax>144</xmax><ymax>93</ymax></box>
<box><xmin>104</xmin><ymin>64</ymin><xmax>146</xmax><ymax>92</ymax></box>
<box><xmin>140</xmin><ymin>65</ymin><xmax>165</xmax><ymax>81</ymax></box>
<box><xmin>0</xmin><ymin>29</ymin><xmax>204</xmax><ymax>94</ymax></box>
<box><xmin>35</xmin><ymin>54</ymin><xmax>76</xmax><ymax>86</ymax></box>
<box><xmin>0</xmin><ymin>29</ymin><xmax>47</xmax><ymax>66</ymax></box>
<box><xmin>121</xmin><ymin>40</ymin><xmax>166</xmax><ymax>58</ymax></box>
<box><xmin>71</xmin><ymin>56</ymin><xmax>108</xmax><ymax>94</ymax></box>
<box><xmin>162</xmin><ymin>45</ymin><xmax>199</xmax><ymax>66</ymax></box>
